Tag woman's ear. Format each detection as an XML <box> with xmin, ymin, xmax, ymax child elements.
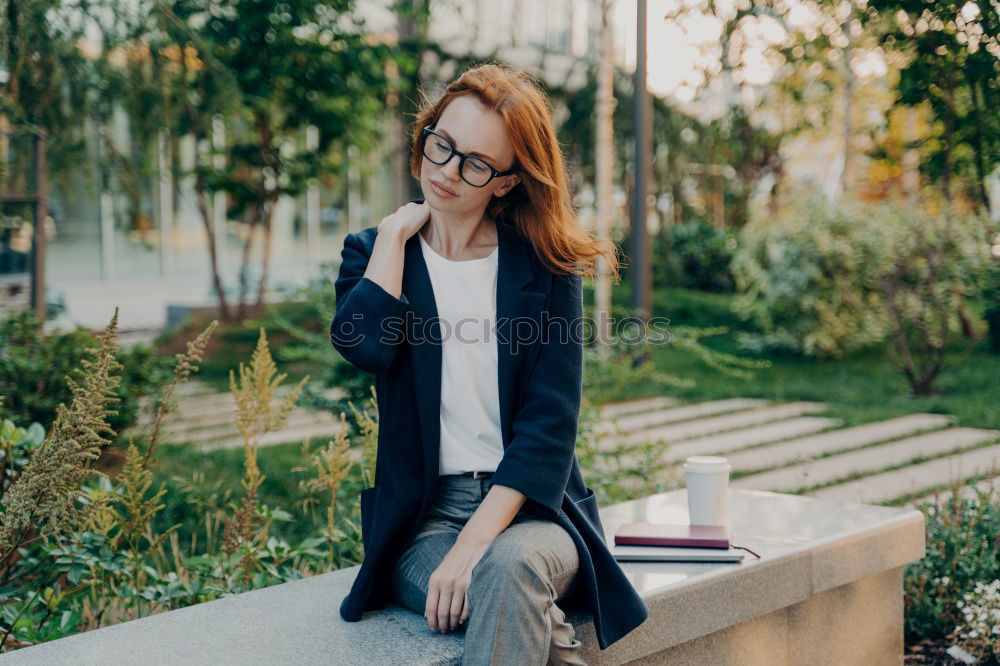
<box><xmin>500</xmin><ymin>175</ymin><xmax>521</xmax><ymax>197</ymax></box>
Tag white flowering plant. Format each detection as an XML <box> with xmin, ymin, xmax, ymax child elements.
<box><xmin>952</xmin><ymin>578</ymin><xmax>1000</xmax><ymax>663</ymax></box>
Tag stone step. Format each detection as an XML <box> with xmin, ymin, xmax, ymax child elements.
<box><xmin>661</xmin><ymin>417</ymin><xmax>842</xmax><ymax>464</ymax></box>
<box><xmin>597</xmin><ymin>396</ymin><xmax>679</xmax><ymax>420</ymax></box>
<box><xmin>609</xmin><ymin>415</ymin><xmax>838</xmax><ymax>470</ymax></box>
<box><xmin>595</xmin><ymin>398</ymin><xmax>770</xmax><ymax>437</ymax></box>
<box><xmin>181</xmin><ymin>384</ymin><xmax>346</xmax><ymax>418</ymax></box>
<box><xmin>135</xmin><ymin>397</ymin><xmax>277</xmax><ymax>426</ymax></box>
<box><xmin>129</xmin><ymin>404</ymin><xmax>336</xmax><ymax>437</ymax></box>
<box><xmin>167</xmin><ymin>397</ymin><xmax>291</xmax><ymax>421</ymax></box>
<box><xmin>192</xmin><ymin>420</ymin><xmax>349</xmax><ymax>451</ymax></box>
<box><xmin>157</xmin><ymin>402</ymin><xmax>337</xmax><ymax>431</ymax></box>
<box><xmin>809</xmin><ymin>443</ymin><xmax>1000</xmax><ymax>504</ymax></box>
<box><xmin>732</xmin><ymin>427</ymin><xmax>1000</xmax><ymax>493</ymax></box>
<box><xmin>145</xmin><ymin>385</ymin><xmax>329</xmax><ymax>419</ymax></box>
<box><xmin>603</xmin><ymin>402</ymin><xmax>827</xmax><ymax>451</ymax></box>
<box><xmin>134</xmin><ymin>387</ymin><xmax>345</xmax><ymax>428</ymax></box>
<box><xmin>172</xmin><ymin>380</ymin><xmax>219</xmax><ymax>398</ymax></box>
<box><xmin>157</xmin><ymin>410</ymin><xmax>340</xmax><ymax>442</ymax></box>
<box><xmin>723</xmin><ymin>414</ymin><xmax>954</xmax><ymax>474</ymax></box>
<box><xmin>905</xmin><ymin>477</ymin><xmax>1000</xmax><ymax>509</ymax></box>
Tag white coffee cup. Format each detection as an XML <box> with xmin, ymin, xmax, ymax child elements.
<box><xmin>683</xmin><ymin>455</ymin><xmax>731</xmax><ymax>526</ymax></box>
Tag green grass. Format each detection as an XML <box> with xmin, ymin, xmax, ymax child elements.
<box><xmin>648</xmin><ymin>337</ymin><xmax>999</xmax><ymax>430</ymax></box>
<box><xmin>153</xmin><ymin>300</ymin><xmax>319</xmax><ymax>392</ymax></box>
<box><xmin>603</xmin><ymin>284</ymin><xmax>1000</xmax><ymax>431</ymax></box>
<box><xmin>146</xmin><ymin>439</ymin><xmax>368</xmax><ymax>556</ymax></box>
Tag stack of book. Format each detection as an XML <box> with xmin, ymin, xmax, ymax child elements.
<box><xmin>611</xmin><ymin>522</ymin><xmax>746</xmax><ymax>562</ymax></box>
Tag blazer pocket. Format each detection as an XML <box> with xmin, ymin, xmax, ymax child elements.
<box><xmin>572</xmin><ymin>486</ymin><xmax>602</xmax><ymax>529</ymax></box>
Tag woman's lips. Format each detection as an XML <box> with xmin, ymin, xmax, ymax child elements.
<box><xmin>431</xmin><ymin>180</ymin><xmax>458</xmax><ymax>198</ymax></box>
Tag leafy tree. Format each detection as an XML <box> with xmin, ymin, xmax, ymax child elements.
<box><xmin>94</xmin><ymin>0</ymin><xmax>401</xmax><ymax>322</ymax></box>
<box><xmin>652</xmin><ymin>0</ymin><xmax>903</xmax><ymax>223</ymax></box>
<box><xmin>867</xmin><ymin>0</ymin><xmax>1000</xmax><ymax>213</ymax></box>
<box><xmin>0</xmin><ymin>0</ymin><xmax>90</xmax><ymax>189</ymax></box>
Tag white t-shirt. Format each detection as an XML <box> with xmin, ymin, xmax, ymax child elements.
<box><xmin>418</xmin><ymin>231</ymin><xmax>504</xmax><ymax>476</ymax></box>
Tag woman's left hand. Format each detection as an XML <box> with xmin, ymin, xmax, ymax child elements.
<box><xmin>425</xmin><ymin>538</ymin><xmax>491</xmax><ymax>633</ymax></box>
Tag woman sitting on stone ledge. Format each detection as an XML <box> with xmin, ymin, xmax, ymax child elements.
<box><xmin>330</xmin><ymin>62</ymin><xmax>648</xmax><ymax>665</ymax></box>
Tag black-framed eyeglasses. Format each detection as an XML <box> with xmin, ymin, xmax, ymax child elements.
<box><xmin>421</xmin><ymin>126</ymin><xmax>516</xmax><ymax>188</ymax></box>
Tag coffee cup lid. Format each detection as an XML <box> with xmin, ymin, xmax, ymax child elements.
<box><xmin>683</xmin><ymin>455</ymin><xmax>731</xmax><ymax>472</ymax></box>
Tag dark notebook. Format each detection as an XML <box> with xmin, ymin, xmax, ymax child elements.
<box><xmin>611</xmin><ymin>522</ymin><xmax>745</xmax><ymax>562</ymax></box>
<box><xmin>614</xmin><ymin>522</ymin><xmax>732</xmax><ymax>549</ymax></box>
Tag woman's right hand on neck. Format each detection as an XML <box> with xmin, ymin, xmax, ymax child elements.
<box><xmin>378</xmin><ymin>201</ymin><xmax>431</xmax><ymax>241</ymax></box>
<box><xmin>362</xmin><ymin>202</ymin><xmax>430</xmax><ymax>301</ymax></box>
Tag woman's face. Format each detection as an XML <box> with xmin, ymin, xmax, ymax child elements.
<box><xmin>419</xmin><ymin>95</ymin><xmax>521</xmax><ymax>214</ymax></box>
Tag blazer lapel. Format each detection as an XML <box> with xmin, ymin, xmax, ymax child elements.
<box><xmin>402</xmin><ymin>219</ymin><xmax>546</xmax><ymax>491</ymax></box>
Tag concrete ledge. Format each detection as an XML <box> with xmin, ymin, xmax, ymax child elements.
<box><xmin>573</xmin><ymin>489</ymin><xmax>924</xmax><ymax>664</ymax></box>
<box><xmin>619</xmin><ymin>567</ymin><xmax>905</xmax><ymax>665</ymax></box>
<box><xmin>0</xmin><ymin>489</ymin><xmax>925</xmax><ymax>665</ymax></box>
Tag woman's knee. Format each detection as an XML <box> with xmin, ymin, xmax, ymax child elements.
<box><xmin>390</xmin><ymin>531</ymin><xmax>458</xmax><ymax>607</ymax></box>
<box><xmin>469</xmin><ymin>523</ymin><xmax>578</xmax><ymax>594</ymax></box>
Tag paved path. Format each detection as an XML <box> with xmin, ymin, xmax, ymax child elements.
<box><xmin>605</xmin><ymin>401</ymin><xmax>826</xmax><ymax>450</ymax></box>
<box><xmin>808</xmin><ymin>444</ymin><xmax>1000</xmax><ymax>504</ymax></box>
<box><xmin>129</xmin><ymin>380</ymin><xmax>347</xmax><ymax>450</ymax></box>
<box><xmin>732</xmin><ymin>427</ymin><xmax>998</xmax><ymax>493</ymax></box>
<box><xmin>595</xmin><ymin>397</ymin><xmax>998</xmax><ymax>508</ymax></box>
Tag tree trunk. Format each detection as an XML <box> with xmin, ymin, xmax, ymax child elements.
<box><xmin>253</xmin><ymin>195</ymin><xmax>277</xmax><ymax>317</ymax></box>
<box><xmin>253</xmin><ymin>112</ymin><xmax>277</xmax><ymax>317</ymax></box>
<box><xmin>236</xmin><ymin>204</ymin><xmax>259</xmax><ymax>322</ymax></box>
<box><xmin>955</xmin><ymin>286</ymin><xmax>979</xmax><ymax>340</ymax></box>
<box><xmin>967</xmin><ymin>77</ymin><xmax>992</xmax><ymax>215</ymax></box>
<box><xmin>941</xmin><ymin>60</ymin><xmax>955</xmax><ymax>207</ymax></box>
<box><xmin>193</xmin><ymin>166</ymin><xmax>233</xmax><ymax>322</ymax></box>
<box><xmin>182</xmin><ymin>87</ymin><xmax>232</xmax><ymax>322</ymax></box>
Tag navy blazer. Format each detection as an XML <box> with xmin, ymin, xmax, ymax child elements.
<box><xmin>330</xmin><ymin>201</ymin><xmax>649</xmax><ymax>650</ymax></box>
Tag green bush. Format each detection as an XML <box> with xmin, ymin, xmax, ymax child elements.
<box><xmin>730</xmin><ymin>191</ymin><xmax>889</xmax><ymax>357</ymax></box>
<box><xmin>654</xmin><ymin>220</ymin><xmax>738</xmax><ymax>293</ymax></box>
<box><xmin>0</xmin><ymin>416</ymin><xmax>45</xmax><ymax>496</ymax></box>
<box><xmin>905</xmin><ymin>482</ymin><xmax>1000</xmax><ymax>655</ymax></box>
<box><xmin>580</xmin><ymin>300</ymin><xmax>770</xmax><ymax>405</ymax></box>
<box><xmin>869</xmin><ymin>204</ymin><xmax>993</xmax><ymax>395</ymax></box>
<box><xmin>582</xmin><ymin>338</ymin><xmax>682</xmax><ymax>406</ymax></box>
<box><xmin>731</xmin><ymin>192</ymin><xmax>992</xmax><ymax>363</ymax></box>
<box><xmin>260</xmin><ymin>265</ymin><xmax>372</xmax><ymax>426</ymax></box>
<box><xmin>0</xmin><ymin>308</ymin><xmax>173</xmax><ymax>438</ymax></box>
<box><xmin>984</xmin><ymin>256</ymin><xmax>1000</xmax><ymax>353</ymax></box>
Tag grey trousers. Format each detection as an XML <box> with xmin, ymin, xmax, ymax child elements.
<box><xmin>389</xmin><ymin>474</ymin><xmax>588</xmax><ymax>666</ymax></box>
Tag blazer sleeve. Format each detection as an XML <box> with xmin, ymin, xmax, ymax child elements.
<box><xmin>490</xmin><ymin>271</ymin><xmax>583</xmax><ymax>520</ymax></box>
<box><xmin>329</xmin><ymin>230</ymin><xmax>410</xmax><ymax>374</ymax></box>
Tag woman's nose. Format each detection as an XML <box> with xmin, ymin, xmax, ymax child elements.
<box><xmin>440</xmin><ymin>154</ymin><xmax>461</xmax><ymax>181</ymax></box>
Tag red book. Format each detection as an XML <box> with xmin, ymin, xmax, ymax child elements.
<box><xmin>614</xmin><ymin>522</ymin><xmax>731</xmax><ymax>549</ymax></box>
